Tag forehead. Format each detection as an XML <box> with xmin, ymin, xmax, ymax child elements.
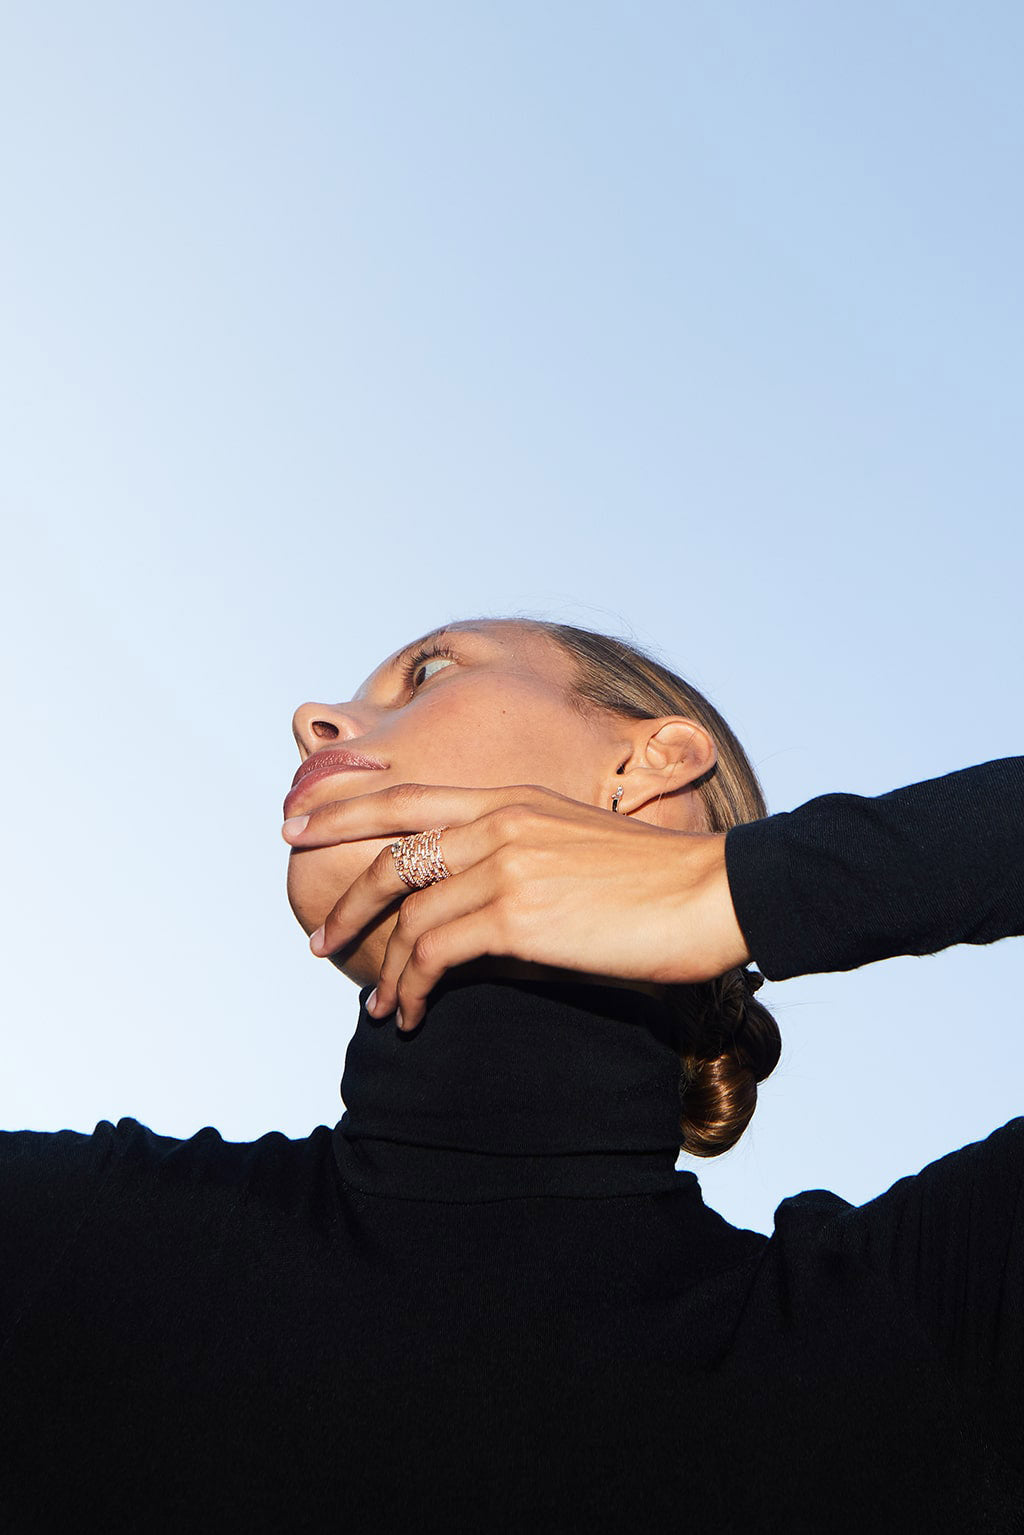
<box><xmin>354</xmin><ymin>619</ymin><xmax>566</xmax><ymax>698</ymax></box>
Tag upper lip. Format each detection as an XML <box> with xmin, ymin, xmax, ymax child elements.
<box><xmin>290</xmin><ymin>747</ymin><xmax>389</xmax><ymax>789</ymax></box>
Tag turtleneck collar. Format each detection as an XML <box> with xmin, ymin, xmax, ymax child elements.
<box><xmin>332</xmin><ymin>977</ymin><xmax>700</xmax><ymax>1203</ymax></box>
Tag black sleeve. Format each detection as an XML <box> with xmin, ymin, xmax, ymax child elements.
<box><xmin>0</xmin><ymin>1123</ymin><xmax>122</xmax><ymax>1345</ymax></box>
<box><xmin>724</xmin><ymin>756</ymin><xmax>1024</xmax><ymax>982</ymax></box>
<box><xmin>0</xmin><ymin>1118</ymin><xmax>196</xmax><ymax>1346</ymax></box>
<box><xmin>830</xmin><ymin>1115</ymin><xmax>1024</xmax><ymax>1474</ymax></box>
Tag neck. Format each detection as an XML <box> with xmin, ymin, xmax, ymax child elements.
<box><xmin>332</xmin><ymin>975</ymin><xmax>696</xmax><ymax>1202</ymax></box>
<box><xmin>458</xmin><ymin>954</ymin><xmax>671</xmax><ymax>1003</ymax></box>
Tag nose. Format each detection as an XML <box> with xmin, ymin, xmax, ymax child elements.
<box><xmin>291</xmin><ymin>701</ymin><xmax>367</xmax><ymax>760</ymax></box>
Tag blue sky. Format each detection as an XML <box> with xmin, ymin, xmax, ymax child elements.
<box><xmin>1</xmin><ymin>2</ymin><xmax>1021</xmax><ymax>1232</ymax></box>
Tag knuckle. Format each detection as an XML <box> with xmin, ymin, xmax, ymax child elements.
<box><xmin>389</xmin><ymin>782</ymin><xmax>426</xmax><ymax>813</ymax></box>
<box><xmin>321</xmin><ymin>891</ymin><xmax>351</xmax><ymax>928</ymax></box>
<box><xmin>491</xmin><ymin>803</ymin><xmax>532</xmax><ymax>840</ymax></box>
<box><xmin>300</xmin><ymin>803</ymin><xmax>333</xmax><ymax>830</ymax></box>
<box><xmin>371</xmin><ymin>845</ymin><xmax>396</xmax><ymax>879</ymax></box>
<box><xmin>321</xmin><ymin>907</ymin><xmax>346</xmax><ymax>942</ymax></box>
<box><xmin>410</xmin><ymin>931</ymin><xmax>439</xmax><ymax>969</ymax></box>
<box><xmin>395</xmin><ymin>894</ymin><xmax>424</xmax><ymax>934</ymax></box>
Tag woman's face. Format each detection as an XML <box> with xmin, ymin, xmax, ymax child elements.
<box><xmin>286</xmin><ymin>620</ymin><xmax>631</xmax><ymax>986</ymax></box>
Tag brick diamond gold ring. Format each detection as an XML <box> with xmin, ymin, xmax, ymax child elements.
<box><xmin>390</xmin><ymin>827</ymin><xmax>452</xmax><ymax>890</ymax></box>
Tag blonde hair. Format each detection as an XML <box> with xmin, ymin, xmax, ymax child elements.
<box><xmin>527</xmin><ymin>618</ymin><xmax>781</xmax><ymax>1158</ymax></box>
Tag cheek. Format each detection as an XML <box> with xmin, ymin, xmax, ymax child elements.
<box><xmin>421</xmin><ymin>693</ymin><xmax>597</xmax><ymax>796</ymax></box>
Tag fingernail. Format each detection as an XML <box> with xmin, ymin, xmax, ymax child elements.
<box><xmin>310</xmin><ymin>926</ymin><xmax>325</xmax><ymax>955</ymax></box>
<box><xmin>282</xmin><ymin>815</ymin><xmax>310</xmax><ymax>840</ymax></box>
<box><xmin>396</xmin><ymin>1008</ymin><xmax>405</xmax><ymax>1031</ymax></box>
<box><xmin>366</xmin><ymin>988</ymin><xmax>379</xmax><ymax>1015</ymax></box>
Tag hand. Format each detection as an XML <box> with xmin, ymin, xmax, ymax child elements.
<box><xmin>282</xmin><ymin>784</ymin><xmax>751</xmax><ymax>1030</ymax></box>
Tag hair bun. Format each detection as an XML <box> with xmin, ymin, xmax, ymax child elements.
<box><xmin>675</xmin><ymin>968</ymin><xmax>781</xmax><ymax>1158</ymax></box>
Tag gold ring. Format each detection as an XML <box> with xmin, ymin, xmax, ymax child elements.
<box><xmin>390</xmin><ymin>827</ymin><xmax>452</xmax><ymax>890</ymax></box>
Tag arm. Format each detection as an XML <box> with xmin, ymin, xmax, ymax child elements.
<box><xmin>725</xmin><ymin>757</ymin><xmax>1024</xmax><ymax>982</ymax></box>
<box><xmin>287</xmin><ymin>758</ymin><xmax>1021</xmax><ymax>1026</ymax></box>
<box><xmin>829</xmin><ymin>1116</ymin><xmax>1024</xmax><ymax>1475</ymax></box>
<box><xmin>728</xmin><ymin>757</ymin><xmax>1024</xmax><ymax>1468</ymax></box>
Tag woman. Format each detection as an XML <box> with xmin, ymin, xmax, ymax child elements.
<box><xmin>2</xmin><ymin>616</ymin><xmax>1021</xmax><ymax>1533</ymax></box>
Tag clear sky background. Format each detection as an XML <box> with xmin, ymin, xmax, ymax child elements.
<box><xmin>1</xmin><ymin>2</ymin><xmax>1020</xmax><ymax>1234</ymax></box>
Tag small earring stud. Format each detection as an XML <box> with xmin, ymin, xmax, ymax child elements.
<box><xmin>611</xmin><ymin>787</ymin><xmax>624</xmax><ymax>811</ymax></box>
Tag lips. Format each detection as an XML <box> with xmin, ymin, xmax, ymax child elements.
<box><xmin>284</xmin><ymin>748</ymin><xmax>389</xmax><ymax>818</ymax></box>
<box><xmin>290</xmin><ymin>748</ymin><xmax>389</xmax><ymax>790</ymax></box>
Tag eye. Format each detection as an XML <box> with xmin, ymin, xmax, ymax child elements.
<box><xmin>413</xmin><ymin>655</ymin><xmax>454</xmax><ymax>689</ymax></box>
<box><xmin>403</xmin><ymin>641</ymin><xmax>458</xmax><ymax>693</ymax></box>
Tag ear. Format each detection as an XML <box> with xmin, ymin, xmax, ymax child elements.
<box><xmin>614</xmin><ymin>718</ymin><xmax>718</xmax><ymax>825</ymax></box>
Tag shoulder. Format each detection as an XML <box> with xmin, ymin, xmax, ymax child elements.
<box><xmin>765</xmin><ymin>1117</ymin><xmax>1024</xmax><ymax>1253</ymax></box>
<box><xmin>0</xmin><ymin>1115</ymin><xmax>340</xmax><ymax>1225</ymax></box>
<box><xmin>0</xmin><ymin>1118</ymin><xmax>341</xmax><ymax>1339</ymax></box>
<box><xmin>1</xmin><ymin>1114</ymin><xmax>321</xmax><ymax>1167</ymax></box>
<box><xmin>741</xmin><ymin>1117</ymin><xmax>1024</xmax><ymax>1313</ymax></box>
<box><xmin>821</xmin><ymin>1115</ymin><xmax>1024</xmax><ymax>1275</ymax></box>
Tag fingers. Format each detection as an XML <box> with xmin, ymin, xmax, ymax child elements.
<box><xmin>310</xmin><ymin>820</ymin><xmax>476</xmax><ymax>954</ymax></box>
<box><xmin>372</xmin><ymin>858</ymin><xmax>505</xmax><ymax>1019</ymax></box>
<box><xmin>283</xmin><ymin>782</ymin><xmax>557</xmax><ymax>848</ymax></box>
<box><xmin>310</xmin><ymin>840</ymin><xmax>416</xmax><ymax>956</ymax></box>
<box><xmin>306</xmin><ymin>803</ymin><xmax>551</xmax><ymax>955</ymax></box>
<box><xmin>381</xmin><ymin>907</ymin><xmax>505</xmax><ymax>1032</ymax></box>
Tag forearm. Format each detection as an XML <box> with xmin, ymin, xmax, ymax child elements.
<box><xmin>724</xmin><ymin>757</ymin><xmax>1024</xmax><ymax>982</ymax></box>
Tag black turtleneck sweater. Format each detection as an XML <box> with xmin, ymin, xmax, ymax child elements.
<box><xmin>2</xmin><ymin>757</ymin><xmax>1023</xmax><ymax>1533</ymax></box>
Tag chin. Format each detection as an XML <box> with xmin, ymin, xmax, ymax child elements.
<box><xmin>287</xmin><ymin>842</ymin><xmax>398</xmax><ymax>988</ymax></box>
